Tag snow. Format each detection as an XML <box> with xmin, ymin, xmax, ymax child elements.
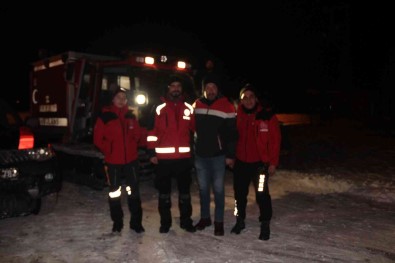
<box><xmin>1</xmin><ymin>120</ymin><xmax>395</xmax><ymax>262</ymax></box>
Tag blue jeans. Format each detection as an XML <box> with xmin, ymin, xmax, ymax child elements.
<box><xmin>194</xmin><ymin>155</ymin><xmax>226</xmax><ymax>222</ymax></box>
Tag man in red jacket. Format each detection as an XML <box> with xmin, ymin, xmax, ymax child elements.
<box><xmin>147</xmin><ymin>76</ymin><xmax>196</xmax><ymax>233</ymax></box>
<box><xmin>231</xmin><ymin>84</ymin><xmax>281</xmax><ymax>240</ymax></box>
<box><xmin>94</xmin><ymin>87</ymin><xmax>144</xmax><ymax>234</ymax></box>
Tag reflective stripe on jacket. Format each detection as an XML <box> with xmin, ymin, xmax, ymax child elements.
<box><xmin>147</xmin><ymin>97</ymin><xmax>194</xmax><ymax>160</ymax></box>
<box><xmin>193</xmin><ymin>96</ymin><xmax>237</xmax><ymax>158</ymax></box>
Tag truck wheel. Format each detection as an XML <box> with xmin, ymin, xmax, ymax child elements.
<box><xmin>0</xmin><ymin>192</ymin><xmax>33</xmax><ymax>219</ymax></box>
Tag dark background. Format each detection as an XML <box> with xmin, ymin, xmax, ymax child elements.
<box><xmin>2</xmin><ymin>1</ymin><xmax>395</xmax><ymax>119</ymax></box>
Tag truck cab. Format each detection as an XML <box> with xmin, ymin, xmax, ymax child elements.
<box><xmin>28</xmin><ymin>51</ymin><xmax>196</xmax><ymax>189</ymax></box>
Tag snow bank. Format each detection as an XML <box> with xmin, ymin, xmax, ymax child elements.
<box><xmin>272</xmin><ymin>170</ymin><xmax>395</xmax><ymax>203</ymax></box>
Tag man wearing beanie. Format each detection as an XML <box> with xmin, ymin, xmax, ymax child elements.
<box><xmin>192</xmin><ymin>74</ymin><xmax>238</xmax><ymax>236</ymax></box>
<box><xmin>201</xmin><ymin>73</ymin><xmax>221</xmax><ymax>95</ymax></box>
<box><xmin>231</xmin><ymin>84</ymin><xmax>281</xmax><ymax>240</ymax></box>
<box><xmin>146</xmin><ymin>75</ymin><xmax>196</xmax><ymax>233</ymax></box>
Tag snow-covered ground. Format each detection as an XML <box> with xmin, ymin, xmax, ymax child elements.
<box><xmin>1</xmin><ymin>119</ymin><xmax>394</xmax><ymax>262</ymax></box>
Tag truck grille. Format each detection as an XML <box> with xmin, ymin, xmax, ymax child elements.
<box><xmin>0</xmin><ymin>150</ymin><xmax>30</xmax><ymax>165</ymax></box>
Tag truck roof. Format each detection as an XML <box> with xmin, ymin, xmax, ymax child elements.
<box><xmin>32</xmin><ymin>51</ymin><xmax>119</xmax><ymax>71</ymax></box>
<box><xmin>32</xmin><ymin>50</ymin><xmax>192</xmax><ymax>72</ymax></box>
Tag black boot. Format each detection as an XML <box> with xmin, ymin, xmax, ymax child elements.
<box><xmin>158</xmin><ymin>194</ymin><xmax>172</xmax><ymax>233</ymax></box>
<box><xmin>109</xmin><ymin>198</ymin><xmax>124</xmax><ymax>233</ymax></box>
<box><xmin>195</xmin><ymin>218</ymin><xmax>212</xmax><ymax>230</ymax></box>
<box><xmin>257</xmin><ymin>191</ymin><xmax>272</xmax><ymax>240</ymax></box>
<box><xmin>112</xmin><ymin>221</ymin><xmax>123</xmax><ymax>233</ymax></box>
<box><xmin>179</xmin><ymin>194</ymin><xmax>196</xmax><ymax>233</ymax></box>
<box><xmin>128</xmin><ymin>197</ymin><xmax>145</xmax><ymax>233</ymax></box>
<box><xmin>232</xmin><ymin>197</ymin><xmax>246</xmax><ymax>234</ymax></box>
<box><xmin>214</xmin><ymin>221</ymin><xmax>224</xmax><ymax>236</ymax></box>
<box><xmin>180</xmin><ymin>222</ymin><xmax>196</xmax><ymax>233</ymax></box>
<box><xmin>230</xmin><ymin>217</ymin><xmax>245</xmax><ymax>234</ymax></box>
<box><xmin>259</xmin><ymin>220</ymin><xmax>270</xmax><ymax>240</ymax></box>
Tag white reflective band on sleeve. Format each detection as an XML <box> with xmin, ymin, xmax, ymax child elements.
<box><xmin>184</xmin><ymin>102</ymin><xmax>194</xmax><ymax>113</ymax></box>
<box><xmin>109</xmin><ymin>186</ymin><xmax>122</xmax><ymax>198</ymax></box>
<box><xmin>156</xmin><ymin>103</ymin><xmax>167</xmax><ymax>115</ymax></box>
<box><xmin>183</xmin><ymin>116</ymin><xmax>191</xmax><ymax>120</ymax></box>
<box><xmin>147</xmin><ymin>136</ymin><xmax>158</xmax><ymax>142</ymax></box>
<box><xmin>258</xmin><ymin>174</ymin><xmax>266</xmax><ymax>192</ymax></box>
<box><xmin>155</xmin><ymin>147</ymin><xmax>176</xmax><ymax>153</ymax></box>
<box><xmin>178</xmin><ymin>147</ymin><xmax>190</xmax><ymax>153</ymax></box>
<box><xmin>126</xmin><ymin>186</ymin><xmax>132</xmax><ymax>195</ymax></box>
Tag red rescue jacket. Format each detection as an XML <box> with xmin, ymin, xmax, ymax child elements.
<box><xmin>236</xmin><ymin>103</ymin><xmax>281</xmax><ymax>166</ymax></box>
<box><xmin>147</xmin><ymin>97</ymin><xmax>194</xmax><ymax>160</ymax></box>
<box><xmin>93</xmin><ymin>105</ymin><xmax>141</xmax><ymax>164</ymax></box>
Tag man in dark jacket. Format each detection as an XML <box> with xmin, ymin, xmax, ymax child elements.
<box><xmin>93</xmin><ymin>88</ymin><xmax>145</xmax><ymax>234</ymax></box>
<box><xmin>231</xmin><ymin>84</ymin><xmax>281</xmax><ymax>240</ymax></box>
<box><xmin>147</xmin><ymin>76</ymin><xmax>196</xmax><ymax>233</ymax></box>
<box><xmin>193</xmin><ymin>74</ymin><xmax>238</xmax><ymax>236</ymax></box>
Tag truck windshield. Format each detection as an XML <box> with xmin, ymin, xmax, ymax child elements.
<box><xmin>100</xmin><ymin>65</ymin><xmax>197</xmax><ymax>126</ymax></box>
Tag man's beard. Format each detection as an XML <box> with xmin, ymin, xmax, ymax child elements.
<box><xmin>206</xmin><ymin>93</ymin><xmax>217</xmax><ymax>100</ymax></box>
<box><xmin>170</xmin><ymin>91</ymin><xmax>181</xmax><ymax>99</ymax></box>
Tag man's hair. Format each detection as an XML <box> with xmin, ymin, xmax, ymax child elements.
<box><xmin>239</xmin><ymin>83</ymin><xmax>258</xmax><ymax>99</ymax></box>
<box><xmin>167</xmin><ymin>75</ymin><xmax>183</xmax><ymax>86</ymax></box>
<box><xmin>112</xmin><ymin>87</ymin><xmax>126</xmax><ymax>99</ymax></box>
<box><xmin>202</xmin><ymin>73</ymin><xmax>221</xmax><ymax>89</ymax></box>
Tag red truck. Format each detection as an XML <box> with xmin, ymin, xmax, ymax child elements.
<box><xmin>28</xmin><ymin>51</ymin><xmax>196</xmax><ymax>189</ymax></box>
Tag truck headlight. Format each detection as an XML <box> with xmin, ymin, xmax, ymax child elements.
<box><xmin>134</xmin><ymin>92</ymin><xmax>148</xmax><ymax>105</ymax></box>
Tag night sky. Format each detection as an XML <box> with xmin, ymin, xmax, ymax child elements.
<box><xmin>2</xmin><ymin>2</ymin><xmax>394</xmax><ymax>112</ymax></box>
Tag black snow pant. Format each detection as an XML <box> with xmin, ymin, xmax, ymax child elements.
<box><xmin>233</xmin><ymin>159</ymin><xmax>272</xmax><ymax>222</ymax></box>
<box><xmin>154</xmin><ymin>158</ymin><xmax>193</xmax><ymax>228</ymax></box>
<box><xmin>107</xmin><ymin>160</ymin><xmax>143</xmax><ymax>227</ymax></box>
